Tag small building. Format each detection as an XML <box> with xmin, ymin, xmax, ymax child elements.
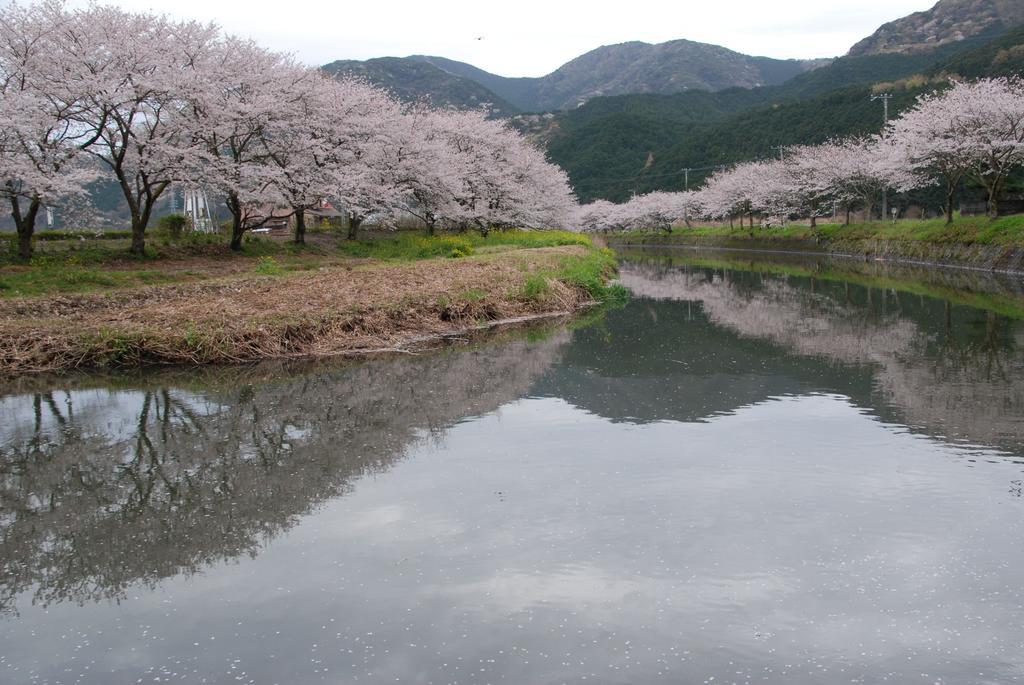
<box><xmin>294</xmin><ymin>200</ymin><xmax>344</xmax><ymax>230</ymax></box>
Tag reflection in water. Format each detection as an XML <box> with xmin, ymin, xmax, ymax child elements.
<box><xmin>1</xmin><ymin>252</ymin><xmax>1024</xmax><ymax>685</ymax></box>
<box><xmin>0</xmin><ymin>333</ymin><xmax>568</xmax><ymax>614</ymax></box>
<box><xmin>613</xmin><ymin>257</ymin><xmax>1024</xmax><ymax>451</ymax></box>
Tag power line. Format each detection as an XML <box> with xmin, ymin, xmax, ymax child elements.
<box><xmin>571</xmin><ymin>164</ymin><xmax>728</xmax><ymax>191</ymax></box>
<box><xmin>571</xmin><ymin>155</ymin><xmax>785</xmax><ymax>192</ymax></box>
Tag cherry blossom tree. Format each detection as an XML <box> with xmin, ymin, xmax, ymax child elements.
<box><xmin>327</xmin><ymin>85</ymin><xmax>415</xmax><ymax>240</ymax></box>
<box><xmin>255</xmin><ymin>71</ymin><xmax>400</xmax><ymax>244</ymax></box>
<box><xmin>425</xmin><ymin>109</ymin><xmax>575</xmax><ymax>234</ymax></box>
<box><xmin>0</xmin><ymin>1</ymin><xmax>99</xmax><ymax>259</ymax></box>
<box><xmin>697</xmin><ymin>162</ymin><xmax>771</xmax><ymax>228</ymax></box>
<box><xmin>760</xmin><ymin>145</ymin><xmax>842</xmax><ymax>227</ymax></box>
<box><xmin>574</xmin><ymin>200</ymin><xmax>619</xmax><ymax>232</ymax></box>
<box><xmin>888</xmin><ymin>87</ymin><xmax>978</xmax><ymax>224</ymax></box>
<box><xmin>187</xmin><ymin>36</ymin><xmax>318</xmax><ymax>250</ymax></box>
<box><xmin>384</xmin><ymin>105</ymin><xmax>464</xmax><ymax>236</ymax></box>
<box><xmin>65</xmin><ymin>4</ymin><xmax>219</xmax><ymax>254</ymax></box>
<box><xmin>255</xmin><ymin>72</ymin><xmax>331</xmax><ymax>244</ymax></box>
<box><xmin>629</xmin><ymin>192</ymin><xmax>695</xmax><ymax>232</ymax></box>
<box><xmin>574</xmin><ymin>192</ymin><xmax>700</xmax><ymax>233</ymax></box>
<box><xmin>2</xmin><ymin>0</ymin><xmax>585</xmax><ymax>254</ymax></box>
<box><xmin>827</xmin><ymin>136</ymin><xmax>917</xmax><ymax>222</ymax></box>
<box><xmin>929</xmin><ymin>78</ymin><xmax>1024</xmax><ymax>218</ymax></box>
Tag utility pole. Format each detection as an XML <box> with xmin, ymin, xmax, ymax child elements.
<box><xmin>872</xmin><ymin>92</ymin><xmax>893</xmax><ymax>220</ymax></box>
<box><xmin>771</xmin><ymin>145</ymin><xmax>785</xmax><ymax>161</ymax></box>
<box><xmin>871</xmin><ymin>92</ymin><xmax>892</xmax><ymax>126</ymax></box>
<box><xmin>681</xmin><ymin>168</ymin><xmax>693</xmax><ymax>227</ymax></box>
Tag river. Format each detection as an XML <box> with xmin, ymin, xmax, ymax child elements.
<box><xmin>2</xmin><ymin>248</ymin><xmax>1023</xmax><ymax>684</ymax></box>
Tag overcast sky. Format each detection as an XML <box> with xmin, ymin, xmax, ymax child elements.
<box><xmin>65</xmin><ymin>0</ymin><xmax>933</xmax><ymax>76</ymax></box>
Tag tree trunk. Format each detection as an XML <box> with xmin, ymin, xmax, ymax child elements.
<box><xmin>17</xmin><ymin>227</ymin><xmax>32</xmax><ymax>260</ymax></box>
<box><xmin>845</xmin><ymin>206</ymin><xmax>851</xmax><ymax>226</ymax></box>
<box><xmin>230</xmin><ymin>217</ymin><xmax>245</xmax><ymax>251</ymax></box>
<box><xmin>425</xmin><ymin>220</ymin><xmax>435</xmax><ymax>237</ymax></box>
<box><xmin>10</xmin><ymin>195</ymin><xmax>41</xmax><ymax>261</ymax></box>
<box><xmin>810</xmin><ymin>214</ymin><xmax>817</xmax><ymax>229</ymax></box>
<box><xmin>293</xmin><ymin>207</ymin><xmax>306</xmax><ymax>244</ymax></box>
<box><xmin>945</xmin><ymin>182</ymin><xmax>956</xmax><ymax>225</ymax></box>
<box><xmin>130</xmin><ymin>219</ymin><xmax>147</xmax><ymax>255</ymax></box>
<box><xmin>224</xmin><ymin>192</ymin><xmax>245</xmax><ymax>251</ymax></box>
<box><xmin>122</xmin><ymin>182</ymin><xmax>164</xmax><ymax>256</ymax></box>
<box><xmin>128</xmin><ymin>199</ymin><xmax>160</xmax><ymax>255</ymax></box>
<box><xmin>347</xmin><ymin>214</ymin><xmax>362</xmax><ymax>241</ymax></box>
<box><xmin>987</xmin><ymin>183</ymin><xmax>1001</xmax><ymax>219</ymax></box>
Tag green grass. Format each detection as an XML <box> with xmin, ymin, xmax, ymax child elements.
<box><xmin>0</xmin><ymin>228</ymin><xmax>601</xmax><ymax>299</ymax></box>
<box><xmin>0</xmin><ymin>264</ymin><xmax>181</xmax><ymax>297</ymax></box>
<box><xmin>520</xmin><ymin>273</ymin><xmax>553</xmax><ymax>300</ymax></box>
<box><xmin>253</xmin><ymin>256</ymin><xmax>285</xmax><ymax>276</ymax></box>
<box><xmin>0</xmin><ymin>229</ymin><xmax>133</xmax><ymax>243</ymax></box>
<box><xmin>609</xmin><ymin>214</ymin><xmax>1024</xmax><ymax>246</ymax></box>
<box><xmin>463</xmin><ymin>230</ymin><xmax>591</xmax><ymax>250</ymax></box>
<box><xmin>337</xmin><ymin>230</ymin><xmax>591</xmax><ymax>261</ymax></box>
<box><xmin>0</xmin><ymin>229</ymin><xmax>321</xmax><ymax>266</ymax></box>
<box><xmin>459</xmin><ymin>287</ymin><xmax>488</xmax><ymax>302</ymax></box>
<box><xmin>337</xmin><ymin>234</ymin><xmax>477</xmax><ymax>260</ymax></box>
<box><xmin>519</xmin><ymin>246</ymin><xmax>624</xmax><ymax>305</ymax></box>
<box><xmin>0</xmin><ymin>231</ymin><xmax>338</xmax><ymax>297</ymax></box>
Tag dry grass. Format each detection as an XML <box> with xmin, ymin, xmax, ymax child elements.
<box><xmin>0</xmin><ymin>246</ymin><xmax>600</xmax><ymax>374</ymax></box>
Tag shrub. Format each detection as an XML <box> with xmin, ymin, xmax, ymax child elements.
<box><xmin>254</xmin><ymin>256</ymin><xmax>284</xmax><ymax>275</ymax></box>
<box><xmin>156</xmin><ymin>213</ymin><xmax>190</xmax><ymax>238</ymax></box>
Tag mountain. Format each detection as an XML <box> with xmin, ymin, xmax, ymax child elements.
<box><xmin>407</xmin><ymin>55</ymin><xmax>538</xmax><ymax>112</ymax></box>
<box><xmin>849</xmin><ymin>0</ymin><xmax>1024</xmax><ymax>56</ymax></box>
<box><xmin>326</xmin><ymin>40</ymin><xmax>826</xmax><ymax>113</ymax></box>
<box><xmin>927</xmin><ymin>22</ymin><xmax>1024</xmax><ymax>76</ymax></box>
<box><xmin>509</xmin><ymin>40</ymin><xmax>824</xmax><ymax>111</ymax></box>
<box><xmin>321</xmin><ymin>57</ymin><xmax>520</xmax><ymax>116</ymax></box>
<box><xmin>319</xmin><ymin>1</ymin><xmax>1024</xmax><ymax>202</ymax></box>
<box><xmin>543</xmin><ymin>30</ymin><xmax>1015</xmax><ymax>202</ymax></box>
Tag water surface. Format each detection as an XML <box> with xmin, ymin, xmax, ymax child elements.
<box><xmin>2</xmin><ymin>250</ymin><xmax>1023</xmax><ymax>684</ymax></box>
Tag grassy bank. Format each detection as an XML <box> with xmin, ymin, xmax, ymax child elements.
<box><xmin>611</xmin><ymin>215</ymin><xmax>1024</xmax><ymax>246</ymax></box>
<box><xmin>0</xmin><ymin>229</ymin><xmax>596</xmax><ymax>298</ymax></box>
<box><xmin>0</xmin><ymin>232</ymin><xmax>620</xmax><ymax>375</ymax></box>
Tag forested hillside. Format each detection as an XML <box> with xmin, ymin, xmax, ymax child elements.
<box><xmin>322</xmin><ymin>57</ymin><xmax>520</xmax><ymax>116</ymax></box>
<box><xmin>928</xmin><ymin>23</ymin><xmax>1024</xmax><ymax>77</ymax></box>
<box><xmin>547</xmin><ymin>28</ymin><xmax>1024</xmax><ymax>202</ymax></box>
